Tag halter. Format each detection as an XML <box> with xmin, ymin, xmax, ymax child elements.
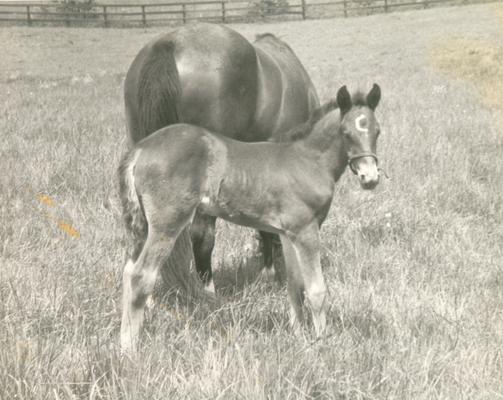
<box><xmin>348</xmin><ymin>152</ymin><xmax>379</xmax><ymax>175</ymax></box>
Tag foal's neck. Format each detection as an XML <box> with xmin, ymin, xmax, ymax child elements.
<box><xmin>299</xmin><ymin>110</ymin><xmax>348</xmax><ymax>180</ymax></box>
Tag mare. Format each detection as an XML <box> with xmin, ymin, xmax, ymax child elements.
<box><xmin>119</xmin><ymin>84</ymin><xmax>382</xmax><ymax>351</ymax></box>
<box><xmin>124</xmin><ymin>23</ymin><xmax>320</xmax><ymax>291</ymax></box>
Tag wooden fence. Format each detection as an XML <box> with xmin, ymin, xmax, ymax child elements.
<box><xmin>0</xmin><ymin>0</ymin><xmax>499</xmax><ymax>26</ymax></box>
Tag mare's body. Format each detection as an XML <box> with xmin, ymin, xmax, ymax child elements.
<box><xmin>124</xmin><ymin>23</ymin><xmax>319</xmax><ymax>288</ymax></box>
<box><xmin>119</xmin><ymin>85</ymin><xmax>383</xmax><ymax>351</ymax></box>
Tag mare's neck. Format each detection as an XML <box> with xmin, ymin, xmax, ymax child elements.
<box><xmin>299</xmin><ymin>110</ymin><xmax>348</xmax><ymax>181</ymax></box>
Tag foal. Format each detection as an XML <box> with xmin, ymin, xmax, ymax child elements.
<box><xmin>119</xmin><ymin>84</ymin><xmax>382</xmax><ymax>350</ymax></box>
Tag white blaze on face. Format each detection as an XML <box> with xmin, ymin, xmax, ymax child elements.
<box><xmin>355</xmin><ymin>114</ymin><xmax>369</xmax><ymax>133</ymax></box>
<box><xmin>201</xmin><ymin>195</ymin><xmax>211</xmax><ymax>205</ymax></box>
<box><xmin>353</xmin><ymin>114</ymin><xmax>379</xmax><ymax>188</ymax></box>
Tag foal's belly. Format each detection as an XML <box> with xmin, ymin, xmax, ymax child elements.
<box><xmin>197</xmin><ymin>188</ymin><xmax>284</xmax><ymax>235</ymax></box>
<box><xmin>196</xmin><ymin>183</ymin><xmax>327</xmax><ymax>235</ymax></box>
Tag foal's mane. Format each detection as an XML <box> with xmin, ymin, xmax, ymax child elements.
<box><xmin>272</xmin><ymin>100</ymin><xmax>338</xmax><ymax>143</ymax></box>
<box><xmin>350</xmin><ymin>91</ymin><xmax>370</xmax><ymax>107</ymax></box>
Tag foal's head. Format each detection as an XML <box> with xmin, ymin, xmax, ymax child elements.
<box><xmin>337</xmin><ymin>84</ymin><xmax>381</xmax><ymax>189</ymax></box>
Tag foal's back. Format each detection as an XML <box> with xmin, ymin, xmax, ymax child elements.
<box><xmin>133</xmin><ymin>123</ymin><xmax>283</xmax><ymax>199</ymax></box>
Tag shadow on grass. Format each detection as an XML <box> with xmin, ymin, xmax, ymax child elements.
<box><xmin>327</xmin><ymin>305</ymin><xmax>390</xmax><ymax>341</ymax></box>
<box><xmin>147</xmin><ymin>250</ymin><xmax>289</xmax><ymax>336</ymax></box>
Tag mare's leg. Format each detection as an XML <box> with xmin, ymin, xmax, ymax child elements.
<box><xmin>280</xmin><ymin>224</ymin><xmax>327</xmax><ymax>336</ymax></box>
<box><xmin>121</xmin><ymin>231</ymin><xmax>177</xmax><ymax>352</ymax></box>
<box><xmin>190</xmin><ymin>212</ymin><xmax>217</xmax><ymax>293</ymax></box>
<box><xmin>259</xmin><ymin>231</ymin><xmax>284</xmax><ymax>281</ymax></box>
<box><xmin>259</xmin><ymin>231</ymin><xmax>275</xmax><ymax>280</ymax></box>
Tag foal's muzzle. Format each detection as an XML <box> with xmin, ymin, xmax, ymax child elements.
<box><xmin>348</xmin><ymin>153</ymin><xmax>380</xmax><ymax>190</ymax></box>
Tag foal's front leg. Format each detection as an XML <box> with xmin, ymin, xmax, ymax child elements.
<box><xmin>279</xmin><ymin>236</ymin><xmax>305</xmax><ymax>333</ymax></box>
<box><xmin>280</xmin><ymin>224</ymin><xmax>327</xmax><ymax>336</ymax></box>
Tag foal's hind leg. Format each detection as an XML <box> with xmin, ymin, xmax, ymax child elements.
<box><xmin>121</xmin><ymin>232</ymin><xmax>177</xmax><ymax>352</ymax></box>
<box><xmin>280</xmin><ymin>224</ymin><xmax>327</xmax><ymax>336</ymax></box>
<box><xmin>190</xmin><ymin>212</ymin><xmax>217</xmax><ymax>293</ymax></box>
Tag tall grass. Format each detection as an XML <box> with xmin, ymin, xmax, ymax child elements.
<box><xmin>1</xmin><ymin>4</ymin><xmax>502</xmax><ymax>399</ymax></box>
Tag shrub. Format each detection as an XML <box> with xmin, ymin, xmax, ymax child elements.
<box><xmin>56</xmin><ymin>0</ymin><xmax>98</xmax><ymax>19</ymax></box>
<box><xmin>248</xmin><ymin>0</ymin><xmax>290</xmax><ymax>17</ymax></box>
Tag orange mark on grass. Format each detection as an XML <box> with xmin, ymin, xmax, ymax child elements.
<box><xmin>37</xmin><ymin>194</ymin><xmax>56</xmax><ymax>207</ymax></box>
<box><xmin>32</xmin><ymin>191</ymin><xmax>80</xmax><ymax>239</ymax></box>
<box><xmin>57</xmin><ymin>220</ymin><xmax>80</xmax><ymax>238</ymax></box>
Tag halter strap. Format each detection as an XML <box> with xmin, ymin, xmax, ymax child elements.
<box><xmin>348</xmin><ymin>152</ymin><xmax>378</xmax><ymax>175</ymax></box>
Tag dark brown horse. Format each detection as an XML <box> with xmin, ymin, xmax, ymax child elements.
<box><xmin>124</xmin><ymin>23</ymin><xmax>319</xmax><ymax>292</ymax></box>
<box><xmin>119</xmin><ymin>84</ymin><xmax>382</xmax><ymax>350</ymax></box>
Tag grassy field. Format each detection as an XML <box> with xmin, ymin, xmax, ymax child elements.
<box><xmin>1</xmin><ymin>3</ymin><xmax>503</xmax><ymax>399</ymax></box>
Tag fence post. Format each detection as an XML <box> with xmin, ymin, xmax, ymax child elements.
<box><xmin>182</xmin><ymin>3</ymin><xmax>186</xmax><ymax>23</ymax></box>
<box><xmin>221</xmin><ymin>1</ymin><xmax>225</xmax><ymax>22</ymax></box>
<box><xmin>103</xmin><ymin>5</ymin><xmax>108</xmax><ymax>27</ymax></box>
<box><xmin>343</xmin><ymin>0</ymin><xmax>347</xmax><ymax>17</ymax></box>
<box><xmin>384</xmin><ymin>0</ymin><xmax>388</xmax><ymax>12</ymax></box>
<box><xmin>301</xmin><ymin>0</ymin><xmax>306</xmax><ymax>20</ymax></box>
<box><xmin>26</xmin><ymin>5</ymin><xmax>32</xmax><ymax>26</ymax></box>
<box><xmin>141</xmin><ymin>5</ymin><xmax>146</xmax><ymax>26</ymax></box>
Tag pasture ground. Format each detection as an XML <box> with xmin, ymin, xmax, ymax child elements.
<box><xmin>1</xmin><ymin>3</ymin><xmax>503</xmax><ymax>399</ymax></box>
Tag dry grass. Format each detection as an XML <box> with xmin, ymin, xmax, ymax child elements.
<box><xmin>430</xmin><ymin>3</ymin><xmax>503</xmax><ymax>115</ymax></box>
<box><xmin>432</xmin><ymin>39</ymin><xmax>503</xmax><ymax>113</ymax></box>
<box><xmin>1</xmin><ymin>3</ymin><xmax>503</xmax><ymax>399</ymax></box>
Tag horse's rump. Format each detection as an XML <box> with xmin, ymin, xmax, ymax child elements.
<box><xmin>118</xmin><ymin>146</ymin><xmax>218</xmax><ymax>308</ymax></box>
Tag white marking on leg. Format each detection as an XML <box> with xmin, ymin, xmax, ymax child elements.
<box><xmin>204</xmin><ymin>278</ymin><xmax>215</xmax><ymax>294</ymax></box>
<box><xmin>145</xmin><ymin>295</ymin><xmax>155</xmax><ymax>309</ymax></box>
<box><xmin>305</xmin><ymin>286</ymin><xmax>327</xmax><ymax>337</ymax></box>
<box><xmin>260</xmin><ymin>266</ymin><xmax>275</xmax><ymax>281</ymax></box>
<box><xmin>121</xmin><ymin>259</ymin><xmax>137</xmax><ymax>352</ymax></box>
<box><xmin>355</xmin><ymin>114</ymin><xmax>369</xmax><ymax>133</ymax></box>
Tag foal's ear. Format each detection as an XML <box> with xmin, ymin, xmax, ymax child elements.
<box><xmin>336</xmin><ymin>85</ymin><xmax>352</xmax><ymax>115</ymax></box>
<box><xmin>366</xmin><ymin>83</ymin><xmax>381</xmax><ymax>110</ymax></box>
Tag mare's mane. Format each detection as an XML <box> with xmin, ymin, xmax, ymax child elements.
<box><xmin>254</xmin><ymin>33</ymin><xmax>295</xmax><ymax>53</ymax></box>
<box><xmin>272</xmin><ymin>100</ymin><xmax>338</xmax><ymax>143</ymax></box>
<box><xmin>255</xmin><ymin>32</ymin><xmax>278</xmax><ymax>41</ymax></box>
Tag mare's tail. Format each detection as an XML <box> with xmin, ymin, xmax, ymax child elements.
<box><xmin>126</xmin><ymin>40</ymin><xmax>182</xmax><ymax>143</ymax></box>
<box><xmin>118</xmin><ymin>149</ymin><xmax>219</xmax><ymax>311</ymax></box>
<box><xmin>118</xmin><ymin>149</ymin><xmax>146</xmax><ymax>261</ymax></box>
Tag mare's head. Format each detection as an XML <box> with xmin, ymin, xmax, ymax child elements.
<box><xmin>337</xmin><ymin>84</ymin><xmax>382</xmax><ymax>189</ymax></box>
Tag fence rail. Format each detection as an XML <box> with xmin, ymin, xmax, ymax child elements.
<box><xmin>0</xmin><ymin>0</ymin><xmax>499</xmax><ymax>26</ymax></box>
